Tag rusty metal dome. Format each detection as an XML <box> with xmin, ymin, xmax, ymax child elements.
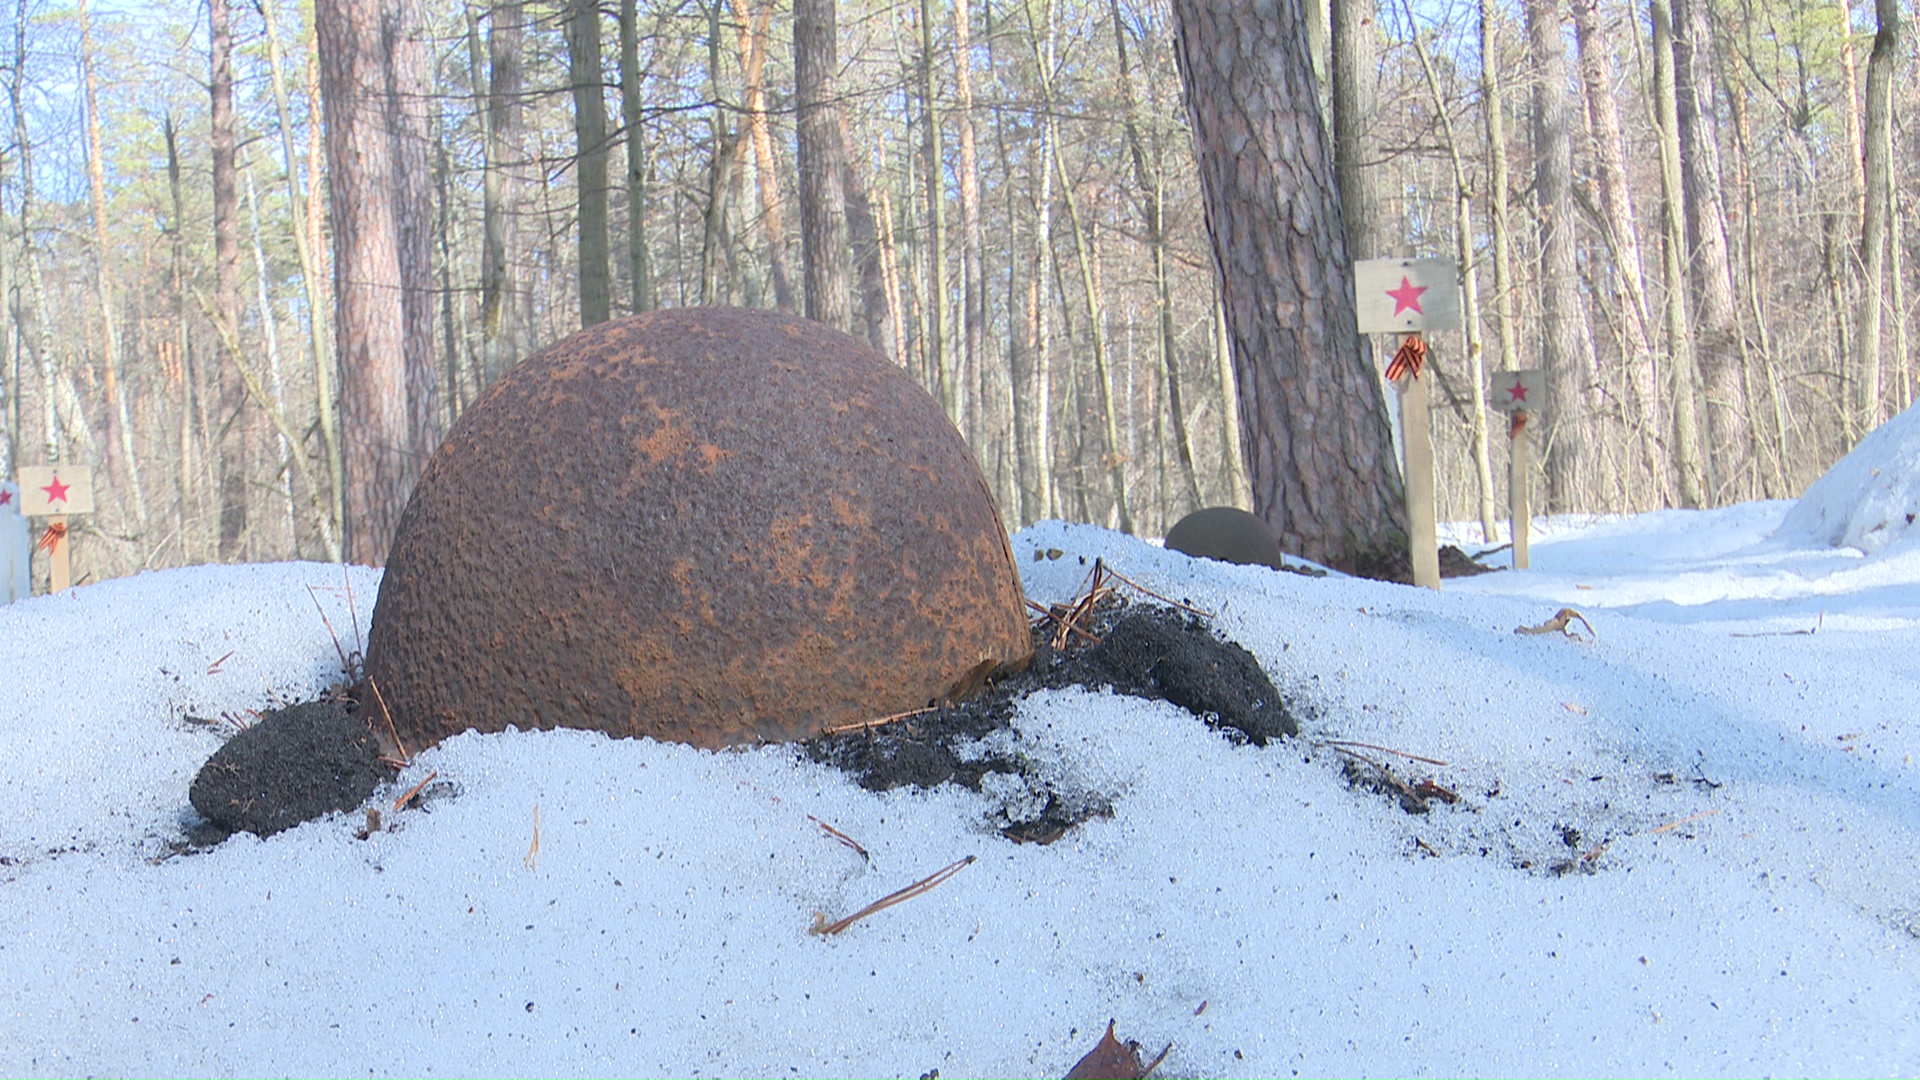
<box><xmin>363</xmin><ymin>308</ymin><xmax>1032</xmax><ymax>752</ymax></box>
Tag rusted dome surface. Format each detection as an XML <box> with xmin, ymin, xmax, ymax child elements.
<box><xmin>364</xmin><ymin>308</ymin><xmax>1032</xmax><ymax>752</ymax></box>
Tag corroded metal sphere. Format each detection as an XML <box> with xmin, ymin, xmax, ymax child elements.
<box><xmin>364</xmin><ymin>308</ymin><xmax>1032</xmax><ymax>752</ymax></box>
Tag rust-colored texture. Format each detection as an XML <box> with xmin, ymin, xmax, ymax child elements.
<box><xmin>363</xmin><ymin>307</ymin><xmax>1032</xmax><ymax>751</ymax></box>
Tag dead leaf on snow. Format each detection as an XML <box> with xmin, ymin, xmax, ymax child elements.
<box><xmin>1515</xmin><ymin>607</ymin><xmax>1596</xmax><ymax>640</ymax></box>
<box><xmin>1064</xmin><ymin>1019</ymin><xmax>1170</xmax><ymax>1080</ymax></box>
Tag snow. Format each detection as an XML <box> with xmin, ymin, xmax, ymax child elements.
<box><xmin>6</xmin><ymin>493</ymin><xmax>1920</xmax><ymax>1074</ymax></box>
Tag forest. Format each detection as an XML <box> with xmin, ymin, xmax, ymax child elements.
<box><xmin>0</xmin><ymin>0</ymin><xmax>1910</xmax><ymax>586</ymax></box>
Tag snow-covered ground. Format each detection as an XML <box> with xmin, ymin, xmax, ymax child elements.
<box><xmin>8</xmin><ymin>425</ymin><xmax>1920</xmax><ymax>1075</ymax></box>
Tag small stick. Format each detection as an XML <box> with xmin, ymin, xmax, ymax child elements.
<box><xmin>1098</xmin><ymin>565</ymin><xmax>1215</xmax><ymax>619</ymax></box>
<box><xmin>1329</xmin><ymin>745</ymin><xmax>1417</xmax><ymax>797</ymax></box>
<box><xmin>810</xmin><ymin>854</ymin><xmax>976</xmax><ymax>936</ymax></box>
<box><xmin>206</xmin><ymin>650</ymin><xmax>234</xmax><ymax>675</ymax></box>
<box><xmin>392</xmin><ymin>769</ymin><xmax>439</xmax><ymax>812</ymax></box>
<box><xmin>364</xmin><ymin>674</ymin><xmax>411</xmax><ymax>765</ymax></box>
<box><xmin>819</xmin><ymin>706</ymin><xmax>936</xmax><ymax>736</ymax></box>
<box><xmin>808</xmin><ymin>815</ymin><xmax>871</xmax><ymax>862</ymax></box>
<box><xmin>306</xmin><ymin>585</ymin><xmax>352</xmax><ymax>675</ymax></box>
<box><xmin>1317</xmin><ymin>739</ymin><xmax>1450</xmax><ymax>767</ymax></box>
<box><xmin>524</xmin><ymin>804</ymin><xmax>541</xmax><ymax>871</ymax></box>
<box><xmin>1645</xmin><ymin>808</ymin><xmax>1718</xmax><ymax>835</ymax></box>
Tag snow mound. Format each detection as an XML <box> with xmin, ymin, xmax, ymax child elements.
<box><xmin>1778</xmin><ymin>402</ymin><xmax>1920</xmax><ymax>554</ymax></box>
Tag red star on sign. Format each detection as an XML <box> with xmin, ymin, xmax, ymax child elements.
<box><xmin>0</xmin><ymin>487</ymin><xmax>11</xmax><ymax>506</ymax></box>
<box><xmin>41</xmin><ymin>474</ymin><xmax>70</xmax><ymax>504</ymax></box>
<box><xmin>1387</xmin><ymin>275</ymin><xmax>1428</xmax><ymax>316</ymax></box>
<box><xmin>1506</xmin><ymin>379</ymin><xmax>1529</xmax><ymax>404</ymax></box>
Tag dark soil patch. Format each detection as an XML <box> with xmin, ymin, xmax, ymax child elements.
<box><xmin>181</xmin><ymin>600</ymin><xmax>1294</xmax><ymax>848</ymax></box>
<box><xmin>1351</xmin><ymin>543</ymin><xmax>1500</xmax><ymax>584</ymax></box>
<box><xmin>188</xmin><ymin>699</ymin><xmax>391</xmax><ymax>840</ymax></box>
<box><xmin>806</xmin><ymin>601</ymin><xmax>1296</xmax><ymax>842</ymax></box>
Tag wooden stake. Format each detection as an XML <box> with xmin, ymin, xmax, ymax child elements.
<box><xmin>1510</xmin><ymin>413</ymin><xmax>1531</xmax><ymax>570</ymax></box>
<box><xmin>1396</xmin><ymin>347</ymin><xmax>1441</xmax><ymax>590</ymax></box>
<box><xmin>48</xmin><ymin>514</ymin><xmax>69</xmax><ymax>592</ymax></box>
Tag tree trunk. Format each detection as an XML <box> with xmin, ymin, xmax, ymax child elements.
<box><xmin>619</xmin><ymin>0</ymin><xmax>653</xmax><ymax>314</ymax></box>
<box><xmin>479</xmin><ymin>1</ymin><xmax>528</xmax><ymax>378</ymax></box>
<box><xmin>1170</xmin><ymin>0</ymin><xmax>1406</xmax><ymax>569</ymax></box>
<box><xmin>1111</xmin><ymin>0</ymin><xmax>1203</xmax><ymax>514</ymax></box>
<box><xmin>1331</xmin><ymin>0</ymin><xmax>1381</xmax><ymax>259</ymax></box>
<box><xmin>82</xmin><ymin>0</ymin><xmax>149</xmax><ymax>542</ymax></box>
<box><xmin>1407</xmin><ymin>4</ymin><xmax>1499</xmax><ymax>541</ymax></box>
<box><xmin>569</xmin><ymin>0</ymin><xmax>612</xmax><ymax>326</ymax></box>
<box><xmin>954</xmin><ymin>0</ymin><xmax>992</xmax><ymax>459</ymax></box>
<box><xmin>732</xmin><ymin>0</ymin><xmax>794</xmax><ymax>314</ymax></box>
<box><xmin>919</xmin><ymin>0</ymin><xmax>952</xmax><ymax>420</ymax></box>
<box><xmin>839</xmin><ymin>114</ymin><xmax>897</xmax><ymax>358</ymax></box>
<box><xmin>1524</xmin><ymin>0</ymin><xmax>1598</xmax><ymax>511</ymax></box>
<box><xmin>1673</xmin><ymin>0</ymin><xmax>1749</xmax><ymax>498</ymax></box>
<box><xmin>1570</xmin><ymin>0</ymin><xmax>1663</xmax><ymax>505</ymax></box>
<box><xmin>794</xmin><ymin>0</ymin><xmax>851</xmax><ymax>331</ymax></box>
<box><xmin>1855</xmin><ymin>0</ymin><xmax>1901</xmax><ymax>429</ymax></box>
<box><xmin>1480</xmin><ymin>0</ymin><xmax>1522</xmax><ymax>378</ymax></box>
<box><xmin>261</xmin><ymin>0</ymin><xmax>341</xmax><ymax>546</ymax></box>
<box><xmin>1651</xmin><ymin>0</ymin><xmax>1706</xmax><ymax>506</ymax></box>
<box><xmin>315</xmin><ymin>0</ymin><xmax>441</xmax><ymax>566</ymax></box>
<box><xmin>210</xmin><ymin>0</ymin><xmax>243</xmax><ymax>555</ymax></box>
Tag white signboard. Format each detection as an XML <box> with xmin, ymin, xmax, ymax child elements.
<box><xmin>1</xmin><ymin>480</ymin><xmax>26</xmax><ymax>603</ymax></box>
<box><xmin>17</xmin><ymin>465</ymin><xmax>95</xmax><ymax>516</ymax></box>
<box><xmin>1355</xmin><ymin>257</ymin><xmax>1462</xmax><ymax>335</ymax></box>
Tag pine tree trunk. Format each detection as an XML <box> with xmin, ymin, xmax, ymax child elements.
<box><xmin>794</xmin><ymin>0</ymin><xmax>851</xmax><ymax>331</ymax></box>
<box><xmin>315</xmin><ymin>0</ymin><xmax>441</xmax><ymax>565</ymax></box>
<box><xmin>1169</xmin><ymin>0</ymin><xmax>1406</xmax><ymax>569</ymax></box>
<box><xmin>209</xmin><ymin>0</ymin><xmax>243</xmax><ymax>555</ymax></box>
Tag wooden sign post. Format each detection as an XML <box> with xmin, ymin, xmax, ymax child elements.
<box><xmin>17</xmin><ymin>465</ymin><xmax>95</xmax><ymax>593</ymax></box>
<box><xmin>1491</xmin><ymin>370</ymin><xmax>1545</xmax><ymax>570</ymax></box>
<box><xmin>1356</xmin><ymin>257</ymin><xmax>1461</xmax><ymax>590</ymax></box>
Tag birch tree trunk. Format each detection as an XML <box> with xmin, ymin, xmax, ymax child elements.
<box><xmin>1170</xmin><ymin>0</ymin><xmax>1406</xmax><ymax>569</ymax></box>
